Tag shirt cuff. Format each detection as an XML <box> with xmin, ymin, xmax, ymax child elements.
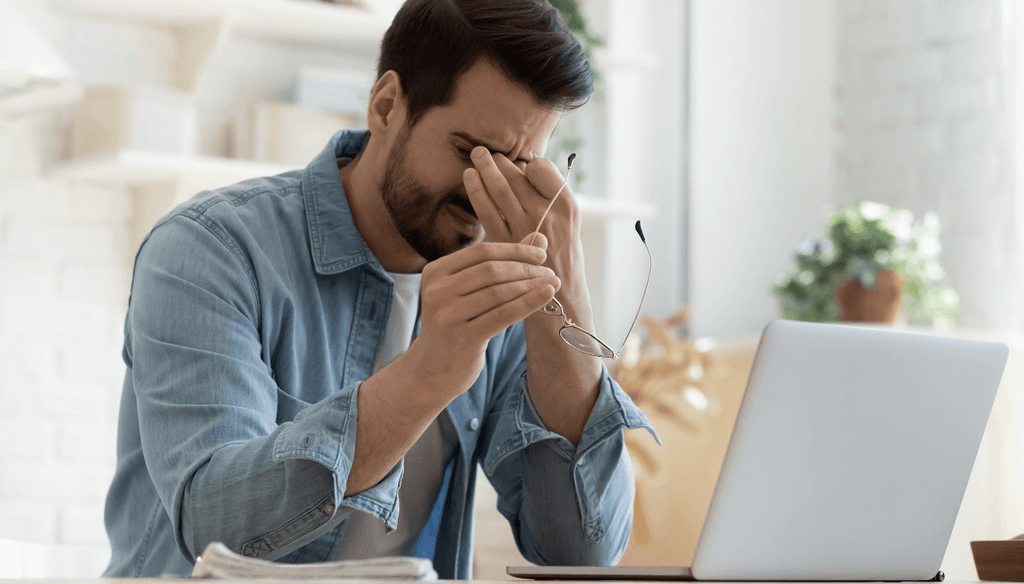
<box><xmin>272</xmin><ymin>381</ymin><xmax>402</xmax><ymax>531</ymax></box>
<box><xmin>483</xmin><ymin>365</ymin><xmax>660</xmax><ymax>475</ymax></box>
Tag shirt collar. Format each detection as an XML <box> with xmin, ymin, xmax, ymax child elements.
<box><xmin>302</xmin><ymin>129</ymin><xmax>385</xmax><ymax>276</ymax></box>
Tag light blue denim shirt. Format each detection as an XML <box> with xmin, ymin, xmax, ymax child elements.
<box><xmin>103</xmin><ymin>130</ymin><xmax>658</xmax><ymax>578</ymax></box>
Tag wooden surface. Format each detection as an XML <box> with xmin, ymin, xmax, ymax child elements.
<box><xmin>972</xmin><ymin>540</ymin><xmax>1024</xmax><ymax>581</ymax></box>
<box><xmin>0</xmin><ymin>580</ymin><xmax>999</xmax><ymax>584</ymax></box>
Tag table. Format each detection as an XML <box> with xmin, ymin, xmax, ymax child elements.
<box><xmin>0</xmin><ymin>580</ymin><xmax>1004</xmax><ymax>584</ymax></box>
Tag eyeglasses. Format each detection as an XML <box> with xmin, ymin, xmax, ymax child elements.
<box><xmin>527</xmin><ymin>154</ymin><xmax>652</xmax><ymax>359</ymax></box>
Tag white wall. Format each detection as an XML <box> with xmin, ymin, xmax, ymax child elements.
<box><xmin>0</xmin><ymin>3</ymin><xmax>160</xmax><ymax>576</ymax></box>
<box><xmin>835</xmin><ymin>0</ymin><xmax>1018</xmax><ymax>331</ymax></box>
<box><xmin>689</xmin><ymin>0</ymin><xmax>837</xmax><ymax>339</ymax></box>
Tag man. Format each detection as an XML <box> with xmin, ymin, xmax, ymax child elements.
<box><xmin>103</xmin><ymin>0</ymin><xmax>656</xmax><ymax>578</ymax></box>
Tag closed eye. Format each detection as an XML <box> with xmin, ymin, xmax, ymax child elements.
<box><xmin>454</xmin><ymin>145</ymin><xmax>473</xmax><ymax>160</ymax></box>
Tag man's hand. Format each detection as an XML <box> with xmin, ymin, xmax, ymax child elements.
<box><xmin>348</xmin><ymin>239</ymin><xmax>558</xmax><ymax>495</ymax></box>
<box><xmin>463</xmin><ymin>146</ymin><xmax>592</xmax><ymax>330</ymax></box>
<box><xmin>462</xmin><ymin>146</ymin><xmax>602</xmax><ymax>446</ymax></box>
<box><xmin>406</xmin><ymin>239</ymin><xmax>561</xmax><ymax>403</ymax></box>
<box><xmin>463</xmin><ymin>146</ymin><xmax>578</xmax><ymax>245</ymax></box>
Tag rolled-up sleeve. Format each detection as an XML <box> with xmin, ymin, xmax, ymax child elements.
<box><xmin>129</xmin><ymin>215</ymin><xmax>401</xmax><ymax>565</ymax></box>
<box><xmin>481</xmin><ymin>359</ymin><xmax>660</xmax><ymax>566</ymax></box>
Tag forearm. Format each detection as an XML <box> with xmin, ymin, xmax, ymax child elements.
<box><xmin>523</xmin><ymin>268</ymin><xmax>602</xmax><ymax>446</ymax></box>
<box><xmin>344</xmin><ymin>343</ymin><xmax>454</xmax><ymax>496</ymax></box>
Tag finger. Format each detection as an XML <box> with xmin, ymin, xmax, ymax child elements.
<box><xmin>425</xmin><ymin>242</ymin><xmax>545</xmax><ymax>277</ymax></box>
<box><xmin>463</xmin><ymin>276</ymin><xmax>561</xmax><ymax>321</ymax></box>
<box><xmin>464</xmin><ymin>167</ymin><xmax>510</xmax><ymax>242</ymax></box>
<box><xmin>469</xmin><ymin>284</ymin><xmax>557</xmax><ymax>339</ymax></box>
<box><xmin>525</xmin><ymin>157</ymin><xmax>579</xmax><ymax>231</ymax></box>
<box><xmin>491</xmin><ymin>153</ymin><xmax>540</xmax><ymax>207</ymax></box>
<box><xmin>471</xmin><ymin>146</ymin><xmax>529</xmax><ymax>228</ymax></box>
<box><xmin>445</xmin><ymin>260</ymin><xmax>556</xmax><ymax>298</ymax></box>
<box><xmin>519</xmin><ymin>231</ymin><xmax>548</xmax><ymax>252</ymax></box>
<box><xmin>525</xmin><ymin>157</ymin><xmax>569</xmax><ymax>201</ymax></box>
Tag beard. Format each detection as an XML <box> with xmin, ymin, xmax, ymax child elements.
<box><xmin>380</xmin><ymin>127</ymin><xmax>482</xmax><ymax>262</ymax></box>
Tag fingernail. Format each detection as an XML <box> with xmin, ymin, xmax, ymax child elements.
<box><xmin>471</xmin><ymin>146</ymin><xmax>487</xmax><ymax>160</ymax></box>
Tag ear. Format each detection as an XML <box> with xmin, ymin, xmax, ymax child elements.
<box><xmin>367</xmin><ymin>70</ymin><xmax>407</xmax><ymax>138</ymax></box>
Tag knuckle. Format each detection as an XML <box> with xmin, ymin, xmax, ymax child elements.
<box><xmin>483</xmin><ymin>263</ymin><xmax>502</xmax><ymax>280</ymax></box>
<box><xmin>497</xmin><ymin>183</ymin><xmax>516</xmax><ymax>201</ymax></box>
<box><xmin>486</xmin><ymin>284</ymin><xmax>506</xmax><ymax>306</ymax></box>
<box><xmin>493</xmin><ymin>302</ymin><xmax>517</xmax><ymax>324</ymax></box>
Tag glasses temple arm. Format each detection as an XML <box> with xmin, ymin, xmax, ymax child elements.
<box><xmin>528</xmin><ymin>154</ymin><xmax>575</xmax><ymax>246</ymax></box>
<box><xmin>613</xmin><ymin>225</ymin><xmax>652</xmax><ymax>357</ymax></box>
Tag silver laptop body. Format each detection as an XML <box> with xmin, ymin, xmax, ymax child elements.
<box><xmin>691</xmin><ymin>319</ymin><xmax>1007</xmax><ymax>581</ymax></box>
<box><xmin>510</xmin><ymin>319</ymin><xmax>1008</xmax><ymax>581</ymax></box>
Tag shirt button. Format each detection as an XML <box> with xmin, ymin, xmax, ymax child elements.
<box><xmin>468</xmin><ymin>418</ymin><xmax>480</xmax><ymax>431</ymax></box>
<box><xmin>576</xmin><ymin>459</ymin><xmax>584</xmax><ymax>466</ymax></box>
<box><xmin>324</xmin><ymin>503</ymin><xmax>335</xmax><ymax>515</ymax></box>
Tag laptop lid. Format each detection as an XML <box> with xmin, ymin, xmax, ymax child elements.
<box><xmin>691</xmin><ymin>320</ymin><xmax>1008</xmax><ymax>581</ymax></box>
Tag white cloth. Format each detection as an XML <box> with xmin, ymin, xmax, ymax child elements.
<box><xmin>330</xmin><ymin>272</ymin><xmax>457</xmax><ymax>560</ymax></box>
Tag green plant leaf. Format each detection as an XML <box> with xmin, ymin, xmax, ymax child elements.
<box><xmin>771</xmin><ymin>201</ymin><xmax>959</xmax><ymax>327</ymax></box>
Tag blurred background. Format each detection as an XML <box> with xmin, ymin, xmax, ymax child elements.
<box><xmin>1</xmin><ymin>0</ymin><xmax>1023</xmax><ymax>579</ymax></box>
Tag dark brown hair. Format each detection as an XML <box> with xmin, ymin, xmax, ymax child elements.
<box><xmin>377</xmin><ymin>0</ymin><xmax>594</xmax><ymax>126</ymax></box>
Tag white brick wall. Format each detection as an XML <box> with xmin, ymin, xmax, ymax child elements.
<box><xmin>0</xmin><ymin>4</ymin><xmax>168</xmax><ymax>576</ymax></box>
<box><xmin>0</xmin><ymin>112</ymin><xmax>128</xmax><ymax>576</ymax></box>
<box><xmin>835</xmin><ymin>0</ymin><xmax>1017</xmax><ymax>329</ymax></box>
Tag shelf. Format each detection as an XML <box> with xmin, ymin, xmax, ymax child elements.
<box><xmin>51</xmin><ymin>150</ymin><xmax>655</xmax><ymax>220</ymax></box>
<box><xmin>0</xmin><ymin>82</ymin><xmax>84</xmax><ymax>117</ymax></box>
<box><xmin>52</xmin><ymin>150</ymin><xmax>295</xmax><ymax>184</ymax></box>
<box><xmin>54</xmin><ymin>0</ymin><xmax>390</xmax><ymax>90</ymax></box>
<box><xmin>53</xmin><ymin>0</ymin><xmax>390</xmax><ymax>52</ymax></box>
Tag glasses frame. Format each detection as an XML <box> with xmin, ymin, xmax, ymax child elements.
<box><xmin>526</xmin><ymin>154</ymin><xmax>652</xmax><ymax>359</ymax></box>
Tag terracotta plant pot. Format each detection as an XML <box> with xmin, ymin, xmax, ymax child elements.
<box><xmin>834</xmin><ymin>268</ymin><xmax>902</xmax><ymax>323</ymax></box>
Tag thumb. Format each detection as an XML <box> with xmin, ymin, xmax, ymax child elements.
<box><xmin>520</xmin><ymin>231</ymin><xmax>548</xmax><ymax>252</ymax></box>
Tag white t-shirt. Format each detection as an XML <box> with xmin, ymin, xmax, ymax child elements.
<box><xmin>329</xmin><ymin>271</ymin><xmax>457</xmax><ymax>560</ymax></box>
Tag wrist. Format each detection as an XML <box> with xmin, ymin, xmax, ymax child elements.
<box><xmin>397</xmin><ymin>337</ymin><xmax>478</xmax><ymax>406</ymax></box>
<box><xmin>524</xmin><ymin>314</ymin><xmax>603</xmax><ymax>376</ymax></box>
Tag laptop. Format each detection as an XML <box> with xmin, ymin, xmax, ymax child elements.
<box><xmin>509</xmin><ymin>319</ymin><xmax>1009</xmax><ymax>581</ymax></box>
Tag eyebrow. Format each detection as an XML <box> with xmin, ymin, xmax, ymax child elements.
<box><xmin>451</xmin><ymin>131</ymin><xmax>533</xmax><ymax>163</ymax></box>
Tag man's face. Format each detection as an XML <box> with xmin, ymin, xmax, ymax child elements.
<box><xmin>379</xmin><ymin>59</ymin><xmax>561</xmax><ymax>262</ymax></box>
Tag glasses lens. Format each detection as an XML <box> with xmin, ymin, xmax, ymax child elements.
<box><xmin>539</xmin><ymin>300</ymin><xmax>564</xmax><ymax>316</ymax></box>
<box><xmin>560</xmin><ymin>327</ymin><xmax>615</xmax><ymax>358</ymax></box>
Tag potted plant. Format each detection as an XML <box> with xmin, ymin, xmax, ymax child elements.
<box><xmin>771</xmin><ymin>201</ymin><xmax>960</xmax><ymax>327</ymax></box>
